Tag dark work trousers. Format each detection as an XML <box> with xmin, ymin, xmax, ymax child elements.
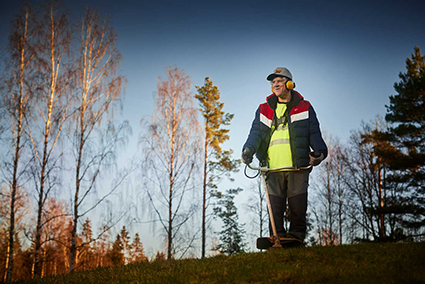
<box><xmin>265</xmin><ymin>170</ymin><xmax>309</xmax><ymax>241</ymax></box>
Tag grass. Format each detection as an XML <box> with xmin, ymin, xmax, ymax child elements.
<box><xmin>18</xmin><ymin>242</ymin><xmax>425</xmax><ymax>284</ymax></box>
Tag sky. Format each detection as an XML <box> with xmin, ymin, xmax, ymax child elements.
<box><xmin>1</xmin><ymin>0</ymin><xmax>425</xmax><ymax>256</ymax></box>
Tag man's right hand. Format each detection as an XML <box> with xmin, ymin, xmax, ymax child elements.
<box><xmin>309</xmin><ymin>151</ymin><xmax>324</xmax><ymax>166</ymax></box>
<box><xmin>242</xmin><ymin>147</ymin><xmax>255</xmax><ymax>165</ymax></box>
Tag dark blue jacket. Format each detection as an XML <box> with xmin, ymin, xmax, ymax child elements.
<box><xmin>243</xmin><ymin>91</ymin><xmax>327</xmax><ymax>168</ymax></box>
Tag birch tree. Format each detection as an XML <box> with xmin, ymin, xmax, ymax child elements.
<box><xmin>1</xmin><ymin>4</ymin><xmax>37</xmax><ymax>282</ymax></box>
<box><xmin>312</xmin><ymin>134</ymin><xmax>337</xmax><ymax>245</ymax></box>
<box><xmin>312</xmin><ymin>134</ymin><xmax>347</xmax><ymax>245</ymax></box>
<box><xmin>69</xmin><ymin>8</ymin><xmax>126</xmax><ymax>272</ymax></box>
<box><xmin>342</xmin><ymin>120</ymin><xmax>388</xmax><ymax>241</ymax></box>
<box><xmin>140</xmin><ymin>67</ymin><xmax>199</xmax><ymax>260</ymax></box>
<box><xmin>334</xmin><ymin>144</ymin><xmax>347</xmax><ymax>244</ymax></box>
<box><xmin>35</xmin><ymin>198</ymin><xmax>71</xmax><ymax>277</ymax></box>
<box><xmin>25</xmin><ymin>2</ymin><xmax>72</xmax><ymax>276</ymax></box>
<box><xmin>0</xmin><ymin>183</ymin><xmax>29</xmax><ymax>281</ymax></box>
<box><xmin>244</xmin><ymin>179</ymin><xmax>268</xmax><ymax>243</ymax></box>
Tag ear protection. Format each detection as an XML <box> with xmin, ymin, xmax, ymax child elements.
<box><xmin>271</xmin><ymin>78</ymin><xmax>296</xmax><ymax>93</ymax></box>
<box><xmin>285</xmin><ymin>80</ymin><xmax>296</xmax><ymax>90</ymax></box>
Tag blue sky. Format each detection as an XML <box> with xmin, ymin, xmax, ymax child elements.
<box><xmin>1</xmin><ymin>0</ymin><xmax>425</xmax><ymax>255</ymax></box>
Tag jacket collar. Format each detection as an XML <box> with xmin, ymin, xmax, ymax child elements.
<box><xmin>266</xmin><ymin>91</ymin><xmax>303</xmax><ymax>110</ymax></box>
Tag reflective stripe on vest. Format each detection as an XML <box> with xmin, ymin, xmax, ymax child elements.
<box><xmin>269</xmin><ymin>138</ymin><xmax>290</xmax><ymax>147</ymax></box>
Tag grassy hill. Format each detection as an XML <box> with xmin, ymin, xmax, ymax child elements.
<box><xmin>18</xmin><ymin>242</ymin><xmax>425</xmax><ymax>284</ymax></box>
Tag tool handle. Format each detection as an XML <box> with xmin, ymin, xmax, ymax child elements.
<box><xmin>247</xmin><ymin>164</ymin><xmax>312</xmax><ymax>172</ymax></box>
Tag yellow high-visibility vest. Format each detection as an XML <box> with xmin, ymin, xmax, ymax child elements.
<box><xmin>267</xmin><ymin>102</ymin><xmax>293</xmax><ymax>170</ymax></box>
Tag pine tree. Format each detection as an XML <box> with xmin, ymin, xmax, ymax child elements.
<box><xmin>153</xmin><ymin>251</ymin><xmax>166</xmax><ymax>262</ymax></box>
<box><xmin>107</xmin><ymin>234</ymin><xmax>124</xmax><ymax>266</ymax></box>
<box><xmin>213</xmin><ymin>188</ymin><xmax>246</xmax><ymax>255</ymax></box>
<box><xmin>195</xmin><ymin>77</ymin><xmax>240</xmax><ymax>258</ymax></box>
<box><xmin>387</xmin><ymin>46</ymin><xmax>425</xmax><ymax>233</ymax></box>
<box><xmin>120</xmin><ymin>226</ymin><xmax>131</xmax><ymax>264</ymax></box>
<box><xmin>80</xmin><ymin>218</ymin><xmax>93</xmax><ymax>269</ymax></box>
<box><xmin>369</xmin><ymin>46</ymin><xmax>425</xmax><ymax>239</ymax></box>
<box><xmin>131</xmin><ymin>233</ymin><xmax>148</xmax><ymax>263</ymax></box>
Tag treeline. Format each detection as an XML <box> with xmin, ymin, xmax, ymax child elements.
<box><xmin>0</xmin><ymin>1</ymin><xmax>132</xmax><ymax>282</ymax></box>
<box><xmin>306</xmin><ymin>46</ymin><xmax>425</xmax><ymax>246</ymax></box>
<box><xmin>0</xmin><ymin>1</ymin><xmax>241</xmax><ymax>282</ymax></box>
<box><xmin>0</xmin><ymin>216</ymin><xmax>152</xmax><ymax>280</ymax></box>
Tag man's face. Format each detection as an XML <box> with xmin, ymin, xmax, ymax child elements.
<box><xmin>271</xmin><ymin>76</ymin><xmax>288</xmax><ymax>97</ymax></box>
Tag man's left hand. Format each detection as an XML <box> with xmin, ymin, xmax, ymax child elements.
<box><xmin>309</xmin><ymin>152</ymin><xmax>324</xmax><ymax>166</ymax></box>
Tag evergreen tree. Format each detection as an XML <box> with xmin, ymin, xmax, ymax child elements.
<box><xmin>131</xmin><ymin>233</ymin><xmax>148</xmax><ymax>263</ymax></box>
<box><xmin>120</xmin><ymin>226</ymin><xmax>131</xmax><ymax>264</ymax></box>
<box><xmin>153</xmin><ymin>251</ymin><xmax>166</xmax><ymax>261</ymax></box>
<box><xmin>107</xmin><ymin>234</ymin><xmax>124</xmax><ymax>266</ymax></box>
<box><xmin>213</xmin><ymin>188</ymin><xmax>246</xmax><ymax>255</ymax></box>
<box><xmin>80</xmin><ymin>218</ymin><xmax>93</xmax><ymax>269</ymax></box>
<box><xmin>81</xmin><ymin>219</ymin><xmax>93</xmax><ymax>245</ymax></box>
<box><xmin>369</xmin><ymin>46</ymin><xmax>425</xmax><ymax>239</ymax></box>
<box><xmin>195</xmin><ymin>77</ymin><xmax>240</xmax><ymax>258</ymax></box>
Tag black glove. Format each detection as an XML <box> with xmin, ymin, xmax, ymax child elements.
<box><xmin>309</xmin><ymin>152</ymin><xmax>324</xmax><ymax>166</ymax></box>
<box><xmin>241</xmin><ymin>147</ymin><xmax>255</xmax><ymax>165</ymax></box>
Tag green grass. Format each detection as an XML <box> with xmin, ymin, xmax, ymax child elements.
<box><xmin>18</xmin><ymin>242</ymin><xmax>425</xmax><ymax>284</ymax></box>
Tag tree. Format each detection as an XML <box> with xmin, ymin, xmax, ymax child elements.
<box><xmin>0</xmin><ymin>185</ymin><xmax>29</xmax><ymax>281</ymax></box>
<box><xmin>213</xmin><ymin>188</ymin><xmax>246</xmax><ymax>255</ymax></box>
<box><xmin>26</xmin><ymin>2</ymin><xmax>72</xmax><ymax>276</ymax></box>
<box><xmin>80</xmin><ymin>218</ymin><xmax>93</xmax><ymax>270</ymax></box>
<box><xmin>119</xmin><ymin>226</ymin><xmax>131</xmax><ymax>264</ymax></box>
<box><xmin>379</xmin><ymin>46</ymin><xmax>425</xmax><ymax>236</ymax></box>
<box><xmin>107</xmin><ymin>233</ymin><xmax>124</xmax><ymax>266</ymax></box>
<box><xmin>312</xmin><ymin>134</ymin><xmax>348</xmax><ymax>245</ymax></box>
<box><xmin>244</xmin><ymin>178</ymin><xmax>268</xmax><ymax>242</ymax></box>
<box><xmin>334</xmin><ymin>144</ymin><xmax>347</xmax><ymax>244</ymax></box>
<box><xmin>94</xmin><ymin>224</ymin><xmax>112</xmax><ymax>268</ymax></box>
<box><xmin>359</xmin><ymin>117</ymin><xmax>393</xmax><ymax>241</ymax></box>
<box><xmin>342</xmin><ymin>120</ymin><xmax>389</xmax><ymax>241</ymax></box>
<box><xmin>69</xmin><ymin>8</ymin><xmax>126</xmax><ymax>272</ymax></box>
<box><xmin>153</xmin><ymin>251</ymin><xmax>166</xmax><ymax>262</ymax></box>
<box><xmin>195</xmin><ymin>77</ymin><xmax>239</xmax><ymax>258</ymax></box>
<box><xmin>1</xmin><ymin>4</ymin><xmax>37</xmax><ymax>282</ymax></box>
<box><xmin>319</xmin><ymin>228</ymin><xmax>340</xmax><ymax>246</ymax></box>
<box><xmin>358</xmin><ymin>47</ymin><xmax>425</xmax><ymax>241</ymax></box>
<box><xmin>35</xmin><ymin>197</ymin><xmax>71</xmax><ymax>277</ymax></box>
<box><xmin>131</xmin><ymin>233</ymin><xmax>148</xmax><ymax>263</ymax></box>
<box><xmin>140</xmin><ymin>67</ymin><xmax>199</xmax><ymax>260</ymax></box>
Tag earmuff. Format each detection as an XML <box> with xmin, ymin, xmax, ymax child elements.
<box><xmin>285</xmin><ymin>80</ymin><xmax>295</xmax><ymax>90</ymax></box>
<box><xmin>271</xmin><ymin>78</ymin><xmax>296</xmax><ymax>93</ymax></box>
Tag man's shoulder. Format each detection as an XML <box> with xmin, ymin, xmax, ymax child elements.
<box><xmin>291</xmin><ymin>98</ymin><xmax>311</xmax><ymax>114</ymax></box>
<box><xmin>258</xmin><ymin>101</ymin><xmax>274</xmax><ymax>121</ymax></box>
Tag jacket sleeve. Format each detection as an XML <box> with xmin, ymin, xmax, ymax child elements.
<box><xmin>243</xmin><ymin>107</ymin><xmax>263</xmax><ymax>153</ymax></box>
<box><xmin>308</xmin><ymin>106</ymin><xmax>328</xmax><ymax>159</ymax></box>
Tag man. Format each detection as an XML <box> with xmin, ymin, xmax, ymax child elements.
<box><xmin>242</xmin><ymin>67</ymin><xmax>327</xmax><ymax>242</ymax></box>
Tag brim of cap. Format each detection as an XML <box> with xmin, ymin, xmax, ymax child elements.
<box><xmin>267</xmin><ymin>74</ymin><xmax>284</xmax><ymax>81</ymax></box>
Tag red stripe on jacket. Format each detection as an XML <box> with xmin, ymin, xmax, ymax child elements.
<box><xmin>259</xmin><ymin>92</ymin><xmax>310</xmax><ymax>121</ymax></box>
<box><xmin>290</xmin><ymin>100</ymin><xmax>311</xmax><ymax>116</ymax></box>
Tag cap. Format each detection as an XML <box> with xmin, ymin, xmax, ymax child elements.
<box><xmin>267</xmin><ymin>67</ymin><xmax>293</xmax><ymax>81</ymax></box>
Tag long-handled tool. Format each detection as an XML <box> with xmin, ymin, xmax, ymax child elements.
<box><xmin>245</xmin><ymin>164</ymin><xmax>311</xmax><ymax>249</ymax></box>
